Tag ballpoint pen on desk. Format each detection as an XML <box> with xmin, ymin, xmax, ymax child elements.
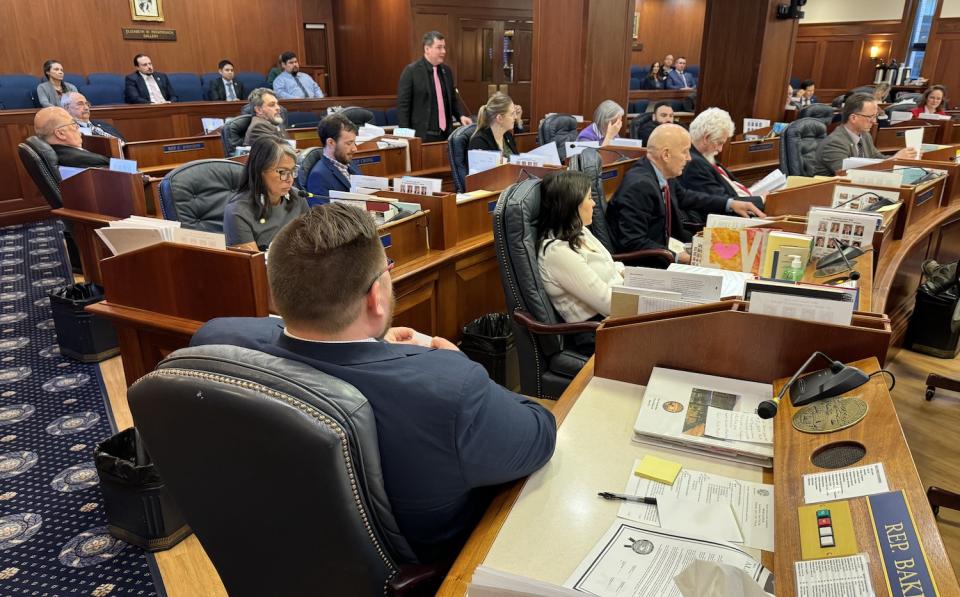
<box><xmin>597</xmin><ymin>492</ymin><xmax>658</xmax><ymax>505</ymax></box>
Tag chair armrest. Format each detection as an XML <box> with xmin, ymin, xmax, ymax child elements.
<box><xmin>388</xmin><ymin>562</ymin><xmax>448</xmax><ymax>596</ymax></box>
<box><xmin>612</xmin><ymin>248</ymin><xmax>674</xmax><ymax>267</ymax></box>
<box><xmin>513</xmin><ymin>309</ymin><xmax>601</xmax><ymax>335</ymax></box>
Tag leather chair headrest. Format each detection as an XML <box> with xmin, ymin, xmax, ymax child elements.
<box><xmin>448</xmin><ymin>123</ymin><xmax>477</xmax><ymax>193</ymax></box>
<box><xmin>158</xmin><ymin>159</ymin><xmax>245</xmax><ymax>231</ymax></box>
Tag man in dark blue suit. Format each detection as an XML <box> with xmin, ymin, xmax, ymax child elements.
<box><xmin>665</xmin><ymin>56</ymin><xmax>696</xmax><ymax>90</ymax></box>
<box><xmin>191</xmin><ymin>203</ymin><xmax>556</xmax><ymax>562</ymax></box>
<box><xmin>306</xmin><ymin>113</ymin><xmax>360</xmax><ymax>199</ymax></box>
<box><xmin>124</xmin><ymin>54</ymin><xmax>176</xmax><ymax>104</ymax></box>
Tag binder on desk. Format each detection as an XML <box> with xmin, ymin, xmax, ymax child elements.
<box><xmin>595</xmin><ymin>301</ymin><xmax>890</xmax><ymax>386</ymax></box>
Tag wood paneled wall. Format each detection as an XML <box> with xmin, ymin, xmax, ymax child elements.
<box><xmin>923</xmin><ymin>17</ymin><xmax>960</xmax><ymax>103</ymax></box>
<box><xmin>0</xmin><ymin>0</ymin><xmax>304</xmax><ymax>76</ymax></box>
<box><xmin>331</xmin><ymin>0</ymin><xmax>414</xmax><ymax>96</ymax></box>
<box><xmin>631</xmin><ymin>0</ymin><xmax>706</xmax><ymax>69</ymax></box>
<box><xmin>792</xmin><ymin>1</ymin><xmax>917</xmax><ymax>100</ymax></box>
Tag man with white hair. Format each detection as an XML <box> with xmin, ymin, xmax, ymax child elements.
<box><xmin>680</xmin><ymin>107</ymin><xmax>765</xmax><ymax>224</ymax></box>
<box><xmin>60</xmin><ymin>92</ymin><xmax>125</xmax><ymax>141</ymax></box>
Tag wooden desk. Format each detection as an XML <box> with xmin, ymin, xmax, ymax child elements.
<box><xmin>718</xmin><ymin>136</ymin><xmax>781</xmax><ymax>186</ymax></box>
<box><xmin>874</xmin><ymin>120</ymin><xmax>940</xmax><ymax>153</ymax></box>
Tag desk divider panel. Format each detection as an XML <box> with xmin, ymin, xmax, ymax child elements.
<box><xmin>763</xmin><ymin>180</ymin><xmax>837</xmax><ymax>217</ymax></box>
<box><xmin>464</xmin><ymin>163</ymin><xmax>561</xmax><ymax>193</ymax></box>
<box><xmin>122</xmin><ymin>134</ymin><xmax>224</xmax><ymax>172</ymax></box>
<box><xmin>874</xmin><ymin>120</ymin><xmax>940</xmax><ymax>152</ymax></box>
<box><xmin>379</xmin><ymin>190</ymin><xmax>457</xmax><ymax>250</ymax></box>
<box><xmin>60</xmin><ymin>169</ymin><xmax>148</xmax><ymax>218</ymax></box>
<box><xmin>594</xmin><ymin>301</ymin><xmax>890</xmax><ymax>386</ymax></box>
<box><xmin>81</xmin><ymin>135</ymin><xmax>123</xmax><ymax>159</ymax></box>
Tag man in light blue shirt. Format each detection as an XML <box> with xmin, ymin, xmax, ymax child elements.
<box><xmin>272</xmin><ymin>51</ymin><xmax>324</xmax><ymax>99</ymax></box>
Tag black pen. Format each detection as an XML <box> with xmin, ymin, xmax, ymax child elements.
<box><xmin>598</xmin><ymin>492</ymin><xmax>658</xmax><ymax>504</ymax></box>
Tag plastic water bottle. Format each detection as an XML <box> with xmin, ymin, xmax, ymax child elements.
<box><xmin>783</xmin><ymin>255</ymin><xmax>804</xmax><ymax>282</ymax></box>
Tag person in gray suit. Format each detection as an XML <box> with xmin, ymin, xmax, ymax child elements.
<box><xmin>36</xmin><ymin>60</ymin><xmax>77</xmax><ymax>108</ymax></box>
<box><xmin>814</xmin><ymin>93</ymin><xmax>918</xmax><ymax>176</ymax></box>
<box><xmin>243</xmin><ymin>88</ymin><xmax>286</xmax><ymax>147</ymax></box>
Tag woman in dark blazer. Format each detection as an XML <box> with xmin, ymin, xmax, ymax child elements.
<box><xmin>37</xmin><ymin>60</ymin><xmax>78</xmax><ymax>108</ymax></box>
<box><xmin>468</xmin><ymin>91</ymin><xmax>519</xmax><ymax>158</ymax></box>
<box><xmin>641</xmin><ymin>62</ymin><xmax>665</xmax><ymax>90</ymax></box>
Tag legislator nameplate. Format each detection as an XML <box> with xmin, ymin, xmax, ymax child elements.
<box><xmin>867</xmin><ymin>490</ymin><xmax>940</xmax><ymax>597</ymax></box>
<box><xmin>122</xmin><ymin>28</ymin><xmax>177</xmax><ymax>41</ymax></box>
<box><xmin>354</xmin><ymin>155</ymin><xmax>382</xmax><ymax>166</ymax></box>
<box><xmin>601</xmin><ymin>170</ymin><xmax>619</xmax><ymax>180</ymax></box>
<box><xmin>162</xmin><ymin>143</ymin><xmax>205</xmax><ymax>153</ymax></box>
<box><xmin>748</xmin><ymin>143</ymin><xmax>774</xmax><ymax>152</ymax></box>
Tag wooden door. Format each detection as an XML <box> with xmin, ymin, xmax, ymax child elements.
<box><xmin>458</xmin><ymin>19</ymin><xmax>502</xmax><ymax>117</ymax></box>
<box><xmin>303</xmin><ymin>24</ymin><xmax>332</xmax><ymax>95</ymax></box>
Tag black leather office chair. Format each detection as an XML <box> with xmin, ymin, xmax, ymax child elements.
<box><xmin>340</xmin><ymin>107</ymin><xmax>376</xmax><ymax>127</ymax></box>
<box><xmin>296</xmin><ymin>146</ymin><xmax>323</xmax><ymax>191</ymax></box>
<box><xmin>158</xmin><ymin>159</ymin><xmax>245</xmax><ymax>232</ymax></box>
<box><xmin>128</xmin><ymin>345</ymin><xmax>444</xmax><ymax>597</ymax></box>
<box><xmin>567</xmin><ymin>148</ymin><xmax>673</xmax><ymax>269</ymax></box>
<box><xmin>798</xmin><ymin>104</ymin><xmax>835</xmax><ymax>125</ymax></box>
<box><xmin>493</xmin><ymin>179</ymin><xmax>603</xmax><ymax>399</ymax></box>
<box><xmin>629</xmin><ymin>113</ymin><xmax>652</xmax><ymax>140</ymax></box>
<box><xmin>17</xmin><ymin>136</ymin><xmax>63</xmax><ymax>208</ymax></box>
<box><xmin>779</xmin><ymin>117</ymin><xmax>827</xmax><ymax>177</ymax></box>
<box><xmin>537</xmin><ymin>114</ymin><xmax>579</xmax><ymax>161</ymax></box>
<box><xmin>447</xmin><ymin>123</ymin><xmax>476</xmax><ymax>193</ymax></box>
<box><xmin>221</xmin><ymin>114</ymin><xmax>253</xmax><ymax>157</ymax></box>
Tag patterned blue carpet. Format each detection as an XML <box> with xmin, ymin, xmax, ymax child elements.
<box><xmin>0</xmin><ymin>221</ymin><xmax>163</xmax><ymax>596</ymax></box>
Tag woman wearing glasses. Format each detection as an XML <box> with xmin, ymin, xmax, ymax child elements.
<box><xmin>224</xmin><ymin>136</ymin><xmax>310</xmax><ymax>251</ymax></box>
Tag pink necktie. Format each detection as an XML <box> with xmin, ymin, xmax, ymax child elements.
<box><xmin>434</xmin><ymin>66</ymin><xmax>447</xmax><ymax>132</ymax></box>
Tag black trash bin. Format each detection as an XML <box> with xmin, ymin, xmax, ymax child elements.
<box><xmin>460</xmin><ymin>313</ymin><xmax>519</xmax><ymax>390</ymax></box>
<box><xmin>95</xmin><ymin>427</ymin><xmax>192</xmax><ymax>551</ymax></box>
<box><xmin>907</xmin><ymin>259</ymin><xmax>960</xmax><ymax>358</ymax></box>
<box><xmin>50</xmin><ymin>283</ymin><xmax>119</xmax><ymax>362</ymax></box>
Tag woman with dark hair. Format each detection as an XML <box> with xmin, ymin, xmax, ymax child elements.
<box><xmin>537</xmin><ymin>170</ymin><xmax>624</xmax><ymax>323</ymax></box>
<box><xmin>37</xmin><ymin>60</ymin><xmax>78</xmax><ymax>108</ymax></box>
<box><xmin>468</xmin><ymin>91</ymin><xmax>519</xmax><ymax>158</ymax></box>
<box><xmin>641</xmin><ymin>61</ymin><xmax>665</xmax><ymax>90</ymax></box>
<box><xmin>223</xmin><ymin>136</ymin><xmax>310</xmax><ymax>250</ymax></box>
<box><xmin>911</xmin><ymin>84</ymin><xmax>948</xmax><ymax>117</ymax></box>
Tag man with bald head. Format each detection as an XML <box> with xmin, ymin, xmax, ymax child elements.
<box><xmin>60</xmin><ymin>92</ymin><xmax>125</xmax><ymax>141</ymax></box>
<box><xmin>33</xmin><ymin>107</ymin><xmax>110</xmax><ymax>168</ymax></box>
<box><xmin>606</xmin><ymin>124</ymin><xmax>695</xmax><ymax>264</ymax></box>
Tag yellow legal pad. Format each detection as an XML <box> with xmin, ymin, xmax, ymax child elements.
<box><xmin>634</xmin><ymin>455</ymin><xmax>682</xmax><ymax>485</ymax></box>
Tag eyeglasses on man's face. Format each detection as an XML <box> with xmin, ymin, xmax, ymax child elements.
<box><xmin>366</xmin><ymin>258</ymin><xmax>396</xmax><ymax>292</ymax></box>
<box><xmin>56</xmin><ymin>121</ymin><xmax>81</xmax><ymax>132</ymax></box>
<box><xmin>854</xmin><ymin>112</ymin><xmax>879</xmax><ymax>122</ymax></box>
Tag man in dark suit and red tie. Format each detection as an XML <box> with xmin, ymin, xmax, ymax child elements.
<box><xmin>397</xmin><ymin>31</ymin><xmax>473</xmax><ymax>141</ymax></box>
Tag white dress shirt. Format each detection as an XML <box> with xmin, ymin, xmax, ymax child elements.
<box><xmin>140</xmin><ymin>73</ymin><xmax>166</xmax><ymax>103</ymax></box>
<box><xmin>538</xmin><ymin>228</ymin><xmax>625</xmax><ymax>322</ymax></box>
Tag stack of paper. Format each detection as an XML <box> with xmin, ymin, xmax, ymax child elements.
<box><xmin>632</xmin><ymin>367</ymin><xmax>774</xmax><ymax>467</ymax></box>
<box><xmin>96</xmin><ymin>216</ymin><xmax>225</xmax><ymax>256</ymax></box>
<box><xmin>392</xmin><ymin>176</ymin><xmax>442</xmax><ymax>195</ymax></box>
<box><xmin>610</xmin><ymin>267</ymin><xmax>725</xmax><ymax>317</ymax></box>
<box><xmin>749</xmin><ymin>169</ymin><xmax>787</xmax><ymax>196</ymax></box>
<box><xmin>469</xmin><ymin>567</ymin><xmax>582</xmax><ymax>597</ymax></box>
<box><xmin>667</xmin><ymin>263</ymin><xmax>755</xmax><ymax>298</ymax></box>
<box><xmin>744</xmin><ymin>279</ymin><xmax>858</xmax><ymax>325</ymax></box>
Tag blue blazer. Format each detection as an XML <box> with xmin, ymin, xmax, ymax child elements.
<box><xmin>305</xmin><ymin>156</ymin><xmax>361</xmax><ymax>200</ymax></box>
<box><xmin>190</xmin><ymin>317</ymin><xmax>556</xmax><ymax>561</ymax></box>
<box><xmin>665</xmin><ymin>69</ymin><xmax>696</xmax><ymax>90</ymax></box>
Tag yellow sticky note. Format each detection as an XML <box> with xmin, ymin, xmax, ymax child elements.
<box><xmin>634</xmin><ymin>455</ymin><xmax>682</xmax><ymax>485</ymax></box>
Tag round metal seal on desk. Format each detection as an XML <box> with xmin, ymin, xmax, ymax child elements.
<box><xmin>792</xmin><ymin>395</ymin><xmax>868</xmax><ymax>434</ymax></box>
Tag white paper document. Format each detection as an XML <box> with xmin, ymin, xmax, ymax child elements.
<box><xmin>468</xmin><ymin>149</ymin><xmax>502</xmax><ymax>175</ymax></box>
<box><xmin>622</xmin><ymin>266</ymin><xmax>723</xmax><ymax>303</ymax></box>
<box><xmin>349</xmin><ymin>174</ymin><xmax>390</xmax><ymax>190</ymax></box>
<box><xmin>748</xmin><ymin>169</ymin><xmax>786</xmax><ymax>196</ymax></box>
<box><xmin>749</xmin><ymin>291</ymin><xmax>855</xmax><ymax>326</ymax></box>
<box><xmin>470</xmin><ymin>566</ymin><xmax>583</xmax><ymax>597</ymax></box>
<box><xmin>841</xmin><ymin>157</ymin><xmax>884</xmax><ymax>171</ymax></box>
<box><xmin>657</xmin><ymin>495</ymin><xmax>744</xmax><ymax>544</ymax></box>
<box><xmin>564</xmin><ymin>141</ymin><xmax>599</xmax><ymax>158</ymax></box>
<box><xmin>802</xmin><ymin>463</ymin><xmax>889</xmax><ymax>504</ymax></box>
<box><xmin>525</xmin><ymin>142</ymin><xmax>563</xmax><ymax>166</ymax></box>
<box><xmin>847</xmin><ymin>169</ymin><xmax>903</xmax><ymax>189</ymax></box>
<box><xmin>509</xmin><ymin>153</ymin><xmax>548</xmax><ymax>167</ymax></box>
<box><xmin>617</xmin><ymin>464</ymin><xmax>775</xmax><ymax>552</ymax></box>
<box><xmin>794</xmin><ymin>554</ymin><xmax>875</xmax><ymax>597</ymax></box>
<box><xmin>904</xmin><ymin>127</ymin><xmax>924</xmax><ymax>156</ymax></box>
<box><xmin>667</xmin><ymin>263</ymin><xmax>756</xmax><ymax>298</ymax></box>
<box><xmin>743</xmin><ymin>118</ymin><xmax>771</xmax><ymax>133</ymax></box>
<box><xmin>564</xmin><ymin>521</ymin><xmax>772</xmax><ymax>597</ymax></box>
<box><xmin>704</xmin><ymin>408</ymin><xmax>773</xmax><ymax>444</ymax></box>
<box><xmin>609</xmin><ymin>138</ymin><xmax>644</xmax><ymax>148</ymax></box>
<box><xmin>391</xmin><ymin>127</ymin><xmax>417</xmax><ymax>138</ymax></box>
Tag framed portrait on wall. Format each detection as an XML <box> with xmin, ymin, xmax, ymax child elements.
<box><xmin>131</xmin><ymin>0</ymin><xmax>164</xmax><ymax>22</ymax></box>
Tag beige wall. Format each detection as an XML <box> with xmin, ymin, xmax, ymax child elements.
<box><xmin>800</xmin><ymin>0</ymin><xmax>905</xmax><ymax>23</ymax></box>
<box><xmin>941</xmin><ymin>0</ymin><xmax>960</xmax><ymax>18</ymax></box>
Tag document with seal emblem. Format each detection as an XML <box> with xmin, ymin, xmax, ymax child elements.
<box><xmin>564</xmin><ymin>521</ymin><xmax>773</xmax><ymax>597</ymax></box>
<box><xmin>632</xmin><ymin>368</ymin><xmax>774</xmax><ymax>467</ymax></box>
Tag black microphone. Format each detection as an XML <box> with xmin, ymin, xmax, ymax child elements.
<box><xmin>757</xmin><ymin>351</ymin><xmax>831</xmax><ymax>419</ymax></box>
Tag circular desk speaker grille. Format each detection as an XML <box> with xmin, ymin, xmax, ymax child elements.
<box><xmin>811</xmin><ymin>442</ymin><xmax>866</xmax><ymax>469</ymax></box>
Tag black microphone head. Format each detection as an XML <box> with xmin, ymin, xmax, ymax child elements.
<box><xmin>850</xmin><ymin>271</ymin><xmax>861</xmax><ymax>281</ymax></box>
<box><xmin>830</xmin><ymin>361</ymin><xmax>845</xmax><ymax>373</ymax></box>
<box><xmin>757</xmin><ymin>400</ymin><xmax>778</xmax><ymax>419</ymax></box>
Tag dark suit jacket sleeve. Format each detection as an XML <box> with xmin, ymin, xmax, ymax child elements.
<box><xmin>205</xmin><ymin>80</ymin><xmax>223</xmax><ymax>101</ymax></box>
<box><xmin>665</xmin><ymin>71</ymin><xmax>682</xmax><ymax>90</ymax></box>
<box><xmin>160</xmin><ymin>74</ymin><xmax>177</xmax><ymax>102</ymax></box>
<box><xmin>454</xmin><ymin>360</ymin><xmax>556</xmax><ymax>487</ymax></box>
<box><xmin>397</xmin><ymin>65</ymin><xmax>415</xmax><ymax>129</ymax></box>
<box><xmin>610</xmin><ymin>182</ymin><xmax>666</xmax><ymax>252</ymax></box>
<box><xmin>54</xmin><ymin>146</ymin><xmax>111</xmax><ymax>168</ymax></box>
<box><xmin>680</xmin><ymin>158</ymin><xmax>733</xmax><ymax>200</ymax></box>
<box><xmin>305</xmin><ymin>160</ymin><xmax>349</xmax><ymax>197</ymax></box>
<box><xmin>674</xmin><ymin>182</ymin><xmax>728</xmax><ymax>215</ymax></box>
<box><xmin>124</xmin><ymin>74</ymin><xmax>149</xmax><ymax>104</ymax></box>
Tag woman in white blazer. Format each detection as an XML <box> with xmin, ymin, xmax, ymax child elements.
<box><xmin>537</xmin><ymin>170</ymin><xmax>624</xmax><ymax>324</ymax></box>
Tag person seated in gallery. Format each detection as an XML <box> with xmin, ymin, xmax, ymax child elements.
<box><xmin>577</xmin><ymin>100</ymin><xmax>625</xmax><ymax>146</ymax></box>
<box><xmin>223</xmin><ymin>136</ymin><xmax>309</xmax><ymax>251</ymax></box>
<box><xmin>36</xmin><ymin>60</ymin><xmax>77</xmax><ymax>108</ymax></box>
<box><xmin>642</xmin><ymin>61</ymin><xmax>666</xmax><ymax>90</ymax></box>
